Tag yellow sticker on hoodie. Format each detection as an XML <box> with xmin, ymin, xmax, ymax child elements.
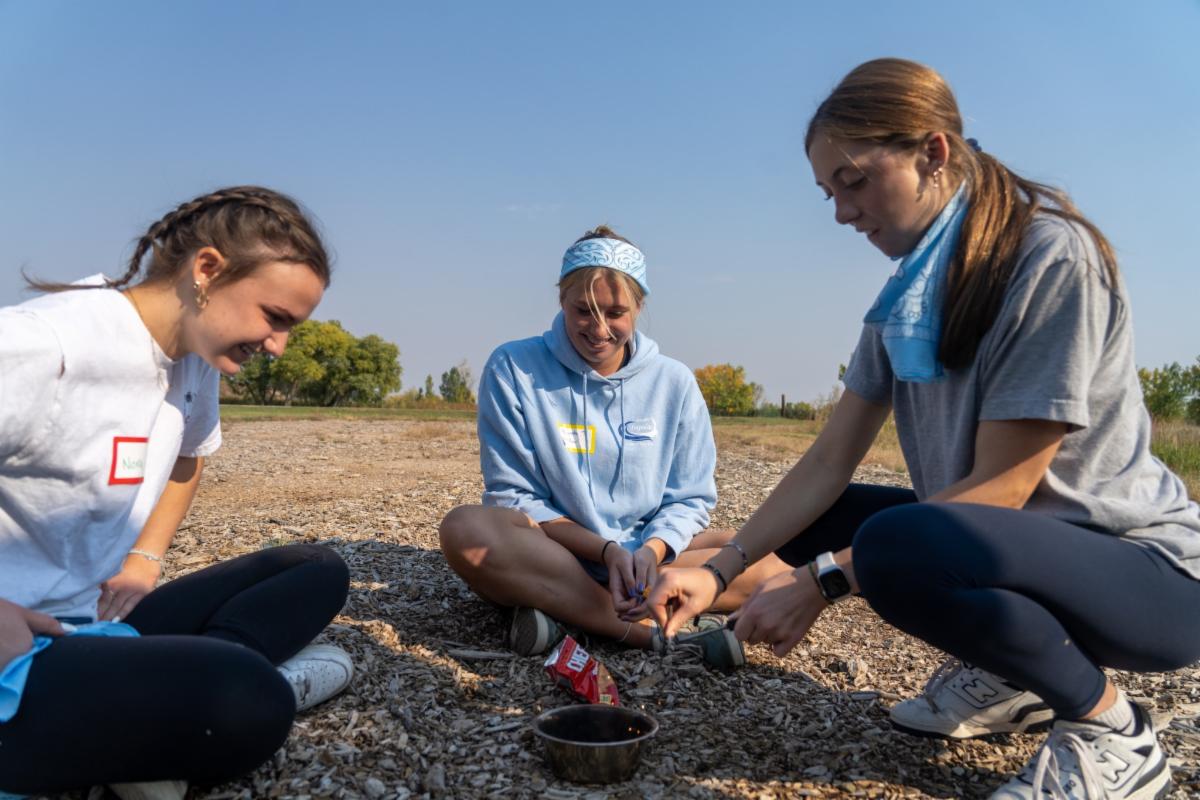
<box><xmin>558</xmin><ymin>423</ymin><xmax>596</xmax><ymax>454</ymax></box>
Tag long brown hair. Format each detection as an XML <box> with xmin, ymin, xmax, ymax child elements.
<box><xmin>26</xmin><ymin>185</ymin><xmax>331</xmax><ymax>293</ymax></box>
<box><xmin>805</xmin><ymin>58</ymin><xmax>1118</xmax><ymax>369</ymax></box>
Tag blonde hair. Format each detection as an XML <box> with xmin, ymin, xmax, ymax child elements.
<box><xmin>806</xmin><ymin>58</ymin><xmax>1118</xmax><ymax>369</ymax></box>
<box><xmin>557</xmin><ymin>226</ymin><xmax>646</xmax><ymax>338</ymax></box>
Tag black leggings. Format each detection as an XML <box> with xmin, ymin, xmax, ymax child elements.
<box><xmin>777</xmin><ymin>484</ymin><xmax>1200</xmax><ymax>719</ymax></box>
<box><xmin>0</xmin><ymin>544</ymin><xmax>349</xmax><ymax>794</ymax></box>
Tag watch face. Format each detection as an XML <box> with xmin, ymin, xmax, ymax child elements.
<box><xmin>819</xmin><ymin>569</ymin><xmax>852</xmax><ymax>600</ymax></box>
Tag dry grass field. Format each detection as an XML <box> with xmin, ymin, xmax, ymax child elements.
<box><xmin>60</xmin><ymin>415</ymin><xmax>1200</xmax><ymax>799</ymax></box>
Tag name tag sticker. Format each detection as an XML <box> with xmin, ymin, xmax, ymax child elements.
<box><xmin>558</xmin><ymin>423</ymin><xmax>596</xmax><ymax>454</ymax></box>
<box><xmin>621</xmin><ymin>419</ymin><xmax>657</xmax><ymax>441</ymax></box>
<box><xmin>108</xmin><ymin>437</ymin><xmax>149</xmax><ymax>485</ymax></box>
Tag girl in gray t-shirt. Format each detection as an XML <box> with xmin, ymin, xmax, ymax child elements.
<box><xmin>649</xmin><ymin>58</ymin><xmax>1200</xmax><ymax>800</ymax></box>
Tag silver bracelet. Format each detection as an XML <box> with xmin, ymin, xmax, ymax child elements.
<box><xmin>128</xmin><ymin>548</ymin><xmax>162</xmax><ymax>563</ymax></box>
<box><xmin>721</xmin><ymin>541</ymin><xmax>749</xmax><ymax>574</ymax></box>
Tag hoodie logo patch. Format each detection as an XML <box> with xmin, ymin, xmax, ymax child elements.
<box><xmin>558</xmin><ymin>423</ymin><xmax>596</xmax><ymax>454</ymax></box>
<box><xmin>621</xmin><ymin>419</ymin><xmax>657</xmax><ymax>441</ymax></box>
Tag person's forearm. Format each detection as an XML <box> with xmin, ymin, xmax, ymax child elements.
<box><xmin>709</xmin><ymin>442</ymin><xmax>857</xmax><ymax>580</ymax></box>
<box><xmin>539</xmin><ymin>517</ymin><xmax>610</xmax><ymax>561</ymax></box>
<box><xmin>927</xmin><ymin>473</ymin><xmax>1027</xmax><ymax>507</ymax></box>
<box><xmin>128</xmin><ymin>456</ymin><xmax>203</xmax><ymax>560</ymax></box>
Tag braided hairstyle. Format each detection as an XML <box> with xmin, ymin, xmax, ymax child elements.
<box><xmin>27</xmin><ymin>185</ymin><xmax>330</xmax><ymax>293</ymax></box>
<box><xmin>805</xmin><ymin>58</ymin><xmax>1118</xmax><ymax>370</ymax></box>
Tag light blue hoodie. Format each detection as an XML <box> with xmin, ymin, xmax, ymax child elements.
<box><xmin>479</xmin><ymin>312</ymin><xmax>716</xmax><ymax>559</ymax></box>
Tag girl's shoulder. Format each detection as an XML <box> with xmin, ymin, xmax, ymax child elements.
<box><xmin>1013</xmin><ymin>213</ymin><xmax>1118</xmax><ymax>293</ymax></box>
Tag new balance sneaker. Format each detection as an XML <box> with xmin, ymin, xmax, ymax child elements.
<box><xmin>508</xmin><ymin>607</ymin><xmax>566</xmax><ymax>656</ymax></box>
<box><xmin>890</xmin><ymin>658</ymin><xmax>1054</xmax><ymax>739</ymax></box>
<box><xmin>989</xmin><ymin>703</ymin><xmax>1171</xmax><ymax>799</ymax></box>
<box><xmin>277</xmin><ymin>643</ymin><xmax>354</xmax><ymax>712</ymax></box>
<box><xmin>108</xmin><ymin>780</ymin><xmax>188</xmax><ymax>800</ymax></box>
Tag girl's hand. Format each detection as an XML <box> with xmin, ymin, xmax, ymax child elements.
<box><xmin>617</xmin><ymin>546</ymin><xmax>660</xmax><ymax>622</ymax></box>
<box><xmin>604</xmin><ymin>543</ymin><xmax>640</xmax><ymax>617</ymax></box>
<box><xmin>730</xmin><ymin>568</ymin><xmax>827</xmax><ymax>657</ymax></box>
<box><xmin>0</xmin><ymin>599</ymin><xmax>67</xmax><ymax>670</ymax></box>
<box><xmin>646</xmin><ymin>567</ymin><xmax>720</xmax><ymax>637</ymax></box>
<box><xmin>98</xmin><ymin>554</ymin><xmax>161</xmax><ymax>622</ymax></box>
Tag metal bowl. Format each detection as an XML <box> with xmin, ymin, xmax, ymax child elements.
<box><xmin>533</xmin><ymin>704</ymin><xmax>659</xmax><ymax>783</ymax></box>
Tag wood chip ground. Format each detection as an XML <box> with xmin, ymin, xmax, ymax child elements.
<box><xmin>54</xmin><ymin>419</ymin><xmax>1200</xmax><ymax>799</ymax></box>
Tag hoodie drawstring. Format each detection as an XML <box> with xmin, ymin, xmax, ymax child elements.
<box><xmin>582</xmin><ymin>372</ymin><xmax>596</xmax><ymax>506</ymax></box>
<box><xmin>618</xmin><ymin>378</ymin><xmax>627</xmax><ymax>500</ymax></box>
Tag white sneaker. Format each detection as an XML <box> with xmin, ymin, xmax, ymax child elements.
<box><xmin>890</xmin><ymin>658</ymin><xmax>1054</xmax><ymax>739</ymax></box>
<box><xmin>508</xmin><ymin>607</ymin><xmax>565</xmax><ymax>656</ymax></box>
<box><xmin>108</xmin><ymin>780</ymin><xmax>188</xmax><ymax>800</ymax></box>
<box><xmin>989</xmin><ymin>703</ymin><xmax>1171</xmax><ymax>799</ymax></box>
<box><xmin>277</xmin><ymin>644</ymin><xmax>354</xmax><ymax>712</ymax></box>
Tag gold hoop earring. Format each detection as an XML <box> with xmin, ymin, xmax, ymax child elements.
<box><xmin>193</xmin><ymin>280</ymin><xmax>209</xmax><ymax>310</ymax></box>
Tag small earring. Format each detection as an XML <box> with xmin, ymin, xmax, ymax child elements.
<box><xmin>193</xmin><ymin>280</ymin><xmax>209</xmax><ymax>309</ymax></box>
<box><xmin>930</xmin><ymin>167</ymin><xmax>943</xmax><ymax>186</ymax></box>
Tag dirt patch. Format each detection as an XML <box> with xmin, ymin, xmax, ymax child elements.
<box><xmin>102</xmin><ymin>419</ymin><xmax>1200</xmax><ymax>799</ymax></box>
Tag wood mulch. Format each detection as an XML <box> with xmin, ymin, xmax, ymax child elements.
<box><xmin>67</xmin><ymin>418</ymin><xmax>1200</xmax><ymax>799</ymax></box>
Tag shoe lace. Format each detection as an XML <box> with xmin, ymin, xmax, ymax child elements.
<box><xmin>921</xmin><ymin>658</ymin><xmax>964</xmax><ymax>713</ymax></box>
<box><xmin>1029</xmin><ymin>729</ymin><xmax>1105</xmax><ymax>799</ymax></box>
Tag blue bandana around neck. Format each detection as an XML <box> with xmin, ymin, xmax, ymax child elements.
<box><xmin>863</xmin><ymin>182</ymin><xmax>968</xmax><ymax>382</ymax></box>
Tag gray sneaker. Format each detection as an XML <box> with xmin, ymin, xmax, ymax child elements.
<box><xmin>989</xmin><ymin>703</ymin><xmax>1171</xmax><ymax>799</ymax></box>
<box><xmin>508</xmin><ymin>607</ymin><xmax>566</xmax><ymax>656</ymax></box>
<box><xmin>890</xmin><ymin>658</ymin><xmax>1053</xmax><ymax>739</ymax></box>
<box><xmin>652</xmin><ymin>614</ymin><xmax>745</xmax><ymax>670</ymax></box>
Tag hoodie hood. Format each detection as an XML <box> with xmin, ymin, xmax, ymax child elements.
<box><xmin>543</xmin><ymin>312</ymin><xmax>659</xmax><ymax>383</ymax></box>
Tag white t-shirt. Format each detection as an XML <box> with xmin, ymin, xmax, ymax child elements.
<box><xmin>0</xmin><ymin>285</ymin><xmax>221</xmax><ymax>619</ymax></box>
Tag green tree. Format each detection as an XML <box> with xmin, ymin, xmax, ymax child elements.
<box><xmin>343</xmin><ymin>334</ymin><xmax>402</xmax><ymax>405</ymax></box>
<box><xmin>1138</xmin><ymin>363</ymin><xmax>1190</xmax><ymax>420</ymax></box>
<box><xmin>694</xmin><ymin>363</ymin><xmax>759</xmax><ymax>416</ymax></box>
<box><xmin>439</xmin><ymin>361</ymin><xmax>476</xmax><ymax>404</ymax></box>
<box><xmin>423</xmin><ymin>374</ymin><xmax>435</xmax><ymax>400</ymax></box>
<box><xmin>222</xmin><ymin>320</ymin><xmax>402</xmax><ymax>407</ymax></box>
<box><xmin>224</xmin><ymin>350</ymin><xmax>275</xmax><ymax>405</ymax></box>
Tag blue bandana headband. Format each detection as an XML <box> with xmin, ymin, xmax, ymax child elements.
<box><xmin>863</xmin><ymin>182</ymin><xmax>969</xmax><ymax>383</ymax></box>
<box><xmin>560</xmin><ymin>237</ymin><xmax>650</xmax><ymax>295</ymax></box>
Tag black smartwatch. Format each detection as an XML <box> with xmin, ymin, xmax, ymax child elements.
<box><xmin>810</xmin><ymin>551</ymin><xmax>853</xmax><ymax>603</ymax></box>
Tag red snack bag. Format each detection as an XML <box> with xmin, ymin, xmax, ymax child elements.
<box><xmin>543</xmin><ymin>635</ymin><xmax>621</xmax><ymax>706</ymax></box>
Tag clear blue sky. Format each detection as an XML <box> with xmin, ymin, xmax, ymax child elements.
<box><xmin>2</xmin><ymin>1</ymin><xmax>1197</xmax><ymax>402</ymax></box>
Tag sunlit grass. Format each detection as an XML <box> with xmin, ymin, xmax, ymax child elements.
<box><xmin>1151</xmin><ymin>419</ymin><xmax>1200</xmax><ymax>500</ymax></box>
<box><xmin>219</xmin><ymin>403</ymin><xmax>475</xmax><ymax>422</ymax></box>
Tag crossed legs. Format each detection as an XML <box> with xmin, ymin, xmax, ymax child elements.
<box><xmin>439</xmin><ymin>505</ymin><xmax>790</xmax><ymax>649</ymax></box>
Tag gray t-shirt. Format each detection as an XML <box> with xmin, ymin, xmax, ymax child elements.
<box><xmin>844</xmin><ymin>214</ymin><xmax>1200</xmax><ymax>580</ymax></box>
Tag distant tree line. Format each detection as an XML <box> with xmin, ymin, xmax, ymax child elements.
<box><xmin>694</xmin><ymin>358</ymin><xmax>1200</xmax><ymax>428</ymax></box>
<box><xmin>385</xmin><ymin>361</ymin><xmax>477</xmax><ymax>408</ymax></box>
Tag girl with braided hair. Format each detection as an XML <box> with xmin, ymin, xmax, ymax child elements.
<box><xmin>649</xmin><ymin>59</ymin><xmax>1200</xmax><ymax>799</ymax></box>
<box><xmin>0</xmin><ymin>187</ymin><xmax>352</xmax><ymax>798</ymax></box>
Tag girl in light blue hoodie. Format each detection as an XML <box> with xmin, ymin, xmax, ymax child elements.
<box><xmin>440</xmin><ymin>226</ymin><xmax>789</xmax><ymax>661</ymax></box>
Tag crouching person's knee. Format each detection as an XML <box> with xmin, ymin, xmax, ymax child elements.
<box><xmin>851</xmin><ymin>505</ymin><xmax>927</xmax><ymax>606</ymax></box>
